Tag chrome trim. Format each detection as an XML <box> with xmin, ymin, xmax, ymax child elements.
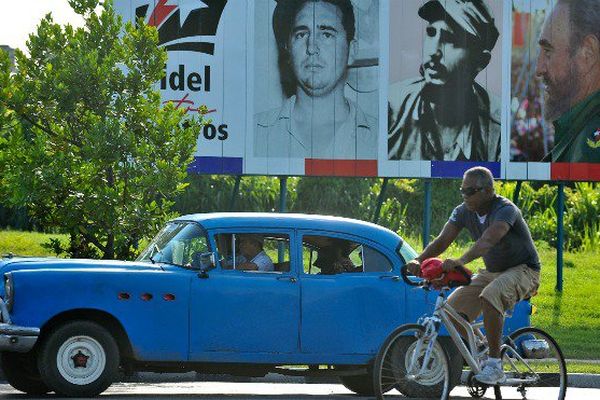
<box><xmin>0</xmin><ymin>297</ymin><xmax>11</xmax><ymax>324</ymax></box>
<box><xmin>0</xmin><ymin>323</ymin><xmax>40</xmax><ymax>353</ymax></box>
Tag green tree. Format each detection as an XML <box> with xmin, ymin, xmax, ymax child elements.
<box><xmin>0</xmin><ymin>0</ymin><xmax>203</xmax><ymax>259</ymax></box>
<box><xmin>293</xmin><ymin>177</ymin><xmax>373</xmax><ymax>219</ymax></box>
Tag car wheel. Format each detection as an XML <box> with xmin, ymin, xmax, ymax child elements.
<box><xmin>339</xmin><ymin>373</ymin><xmax>375</xmax><ymax>396</ymax></box>
<box><xmin>38</xmin><ymin>320</ymin><xmax>119</xmax><ymax>397</ymax></box>
<box><xmin>1</xmin><ymin>351</ymin><xmax>50</xmax><ymax>395</ymax></box>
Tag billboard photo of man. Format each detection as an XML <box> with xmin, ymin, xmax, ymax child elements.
<box><xmin>536</xmin><ymin>0</ymin><xmax>600</xmax><ymax>163</ymax></box>
<box><xmin>254</xmin><ymin>0</ymin><xmax>378</xmax><ymax>160</ymax></box>
<box><xmin>388</xmin><ymin>0</ymin><xmax>501</xmax><ymax>162</ymax></box>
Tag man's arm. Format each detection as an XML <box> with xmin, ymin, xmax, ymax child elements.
<box><xmin>443</xmin><ymin>221</ymin><xmax>510</xmax><ymax>270</ymax></box>
<box><xmin>406</xmin><ymin>222</ymin><xmax>461</xmax><ymax>275</ymax></box>
<box><xmin>237</xmin><ymin>262</ymin><xmax>258</xmax><ymax>271</ymax></box>
<box><xmin>418</xmin><ymin>222</ymin><xmax>462</xmax><ymax>262</ymax></box>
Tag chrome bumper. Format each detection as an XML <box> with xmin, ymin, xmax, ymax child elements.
<box><xmin>0</xmin><ymin>298</ymin><xmax>39</xmax><ymax>353</ymax></box>
<box><xmin>0</xmin><ymin>323</ymin><xmax>39</xmax><ymax>352</ymax></box>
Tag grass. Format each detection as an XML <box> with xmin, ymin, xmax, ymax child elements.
<box><xmin>567</xmin><ymin>361</ymin><xmax>600</xmax><ymax>374</ymax></box>
<box><xmin>1</xmin><ymin>230</ymin><xmax>599</xmax><ymax>362</ymax></box>
<box><xmin>531</xmin><ymin>244</ymin><xmax>600</xmax><ymax>360</ymax></box>
<box><xmin>0</xmin><ymin>230</ymin><xmax>67</xmax><ymax>257</ymax></box>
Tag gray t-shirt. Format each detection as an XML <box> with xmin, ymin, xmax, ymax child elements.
<box><xmin>448</xmin><ymin>195</ymin><xmax>540</xmax><ymax>272</ymax></box>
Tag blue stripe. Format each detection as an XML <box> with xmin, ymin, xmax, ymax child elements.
<box><xmin>187</xmin><ymin>157</ymin><xmax>243</xmax><ymax>175</ymax></box>
<box><xmin>431</xmin><ymin>161</ymin><xmax>501</xmax><ymax>178</ymax></box>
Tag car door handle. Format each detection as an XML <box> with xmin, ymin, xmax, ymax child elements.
<box><xmin>277</xmin><ymin>276</ymin><xmax>297</xmax><ymax>283</ymax></box>
<box><xmin>379</xmin><ymin>275</ymin><xmax>401</xmax><ymax>282</ymax></box>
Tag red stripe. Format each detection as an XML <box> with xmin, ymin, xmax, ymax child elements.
<box><xmin>569</xmin><ymin>163</ymin><xmax>589</xmax><ymax>180</ymax></box>
<box><xmin>551</xmin><ymin>163</ymin><xmax>600</xmax><ymax>181</ymax></box>
<box><xmin>148</xmin><ymin>0</ymin><xmax>177</xmax><ymax>27</ymax></box>
<box><xmin>305</xmin><ymin>159</ymin><xmax>377</xmax><ymax>177</ymax></box>
<box><xmin>550</xmin><ymin>163</ymin><xmax>570</xmax><ymax>180</ymax></box>
<box><xmin>589</xmin><ymin>164</ymin><xmax>600</xmax><ymax>181</ymax></box>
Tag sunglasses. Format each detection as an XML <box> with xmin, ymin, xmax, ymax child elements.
<box><xmin>460</xmin><ymin>186</ymin><xmax>484</xmax><ymax>197</ymax></box>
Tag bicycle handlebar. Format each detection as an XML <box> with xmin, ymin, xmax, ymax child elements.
<box><xmin>400</xmin><ymin>264</ymin><xmax>423</xmax><ymax>287</ymax></box>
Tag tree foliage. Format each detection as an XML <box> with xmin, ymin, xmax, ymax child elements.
<box><xmin>0</xmin><ymin>0</ymin><xmax>203</xmax><ymax>259</ymax></box>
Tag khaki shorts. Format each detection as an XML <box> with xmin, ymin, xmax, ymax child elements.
<box><xmin>447</xmin><ymin>264</ymin><xmax>540</xmax><ymax>321</ymax></box>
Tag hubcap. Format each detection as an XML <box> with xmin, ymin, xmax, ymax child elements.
<box><xmin>56</xmin><ymin>336</ymin><xmax>106</xmax><ymax>385</ymax></box>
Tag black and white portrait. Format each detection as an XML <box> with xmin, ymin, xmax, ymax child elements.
<box><xmin>388</xmin><ymin>0</ymin><xmax>503</xmax><ymax>162</ymax></box>
<box><xmin>253</xmin><ymin>0</ymin><xmax>379</xmax><ymax>160</ymax></box>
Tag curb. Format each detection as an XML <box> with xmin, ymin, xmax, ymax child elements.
<box><xmin>568</xmin><ymin>373</ymin><xmax>600</xmax><ymax>389</ymax></box>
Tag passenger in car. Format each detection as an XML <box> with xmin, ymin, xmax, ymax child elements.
<box><xmin>235</xmin><ymin>234</ymin><xmax>275</xmax><ymax>272</ymax></box>
<box><xmin>314</xmin><ymin>242</ymin><xmax>361</xmax><ymax>274</ymax></box>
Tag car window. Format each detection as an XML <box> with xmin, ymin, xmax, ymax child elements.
<box><xmin>397</xmin><ymin>239</ymin><xmax>418</xmax><ymax>264</ymax></box>
<box><xmin>214</xmin><ymin>233</ymin><xmax>290</xmax><ymax>273</ymax></box>
<box><xmin>302</xmin><ymin>235</ymin><xmax>392</xmax><ymax>275</ymax></box>
<box><xmin>137</xmin><ymin>222</ymin><xmax>209</xmax><ymax>268</ymax></box>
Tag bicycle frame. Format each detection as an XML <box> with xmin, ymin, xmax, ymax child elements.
<box><xmin>426</xmin><ymin>291</ymin><xmax>486</xmax><ymax>374</ymax></box>
<box><xmin>412</xmin><ymin>290</ymin><xmax>542</xmax><ymax>387</ymax></box>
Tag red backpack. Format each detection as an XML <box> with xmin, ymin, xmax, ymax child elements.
<box><xmin>420</xmin><ymin>258</ymin><xmax>473</xmax><ymax>288</ymax></box>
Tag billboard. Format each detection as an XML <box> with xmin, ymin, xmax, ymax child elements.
<box><xmin>114</xmin><ymin>0</ymin><xmax>600</xmax><ymax>181</ymax></box>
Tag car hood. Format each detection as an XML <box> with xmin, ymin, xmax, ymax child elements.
<box><xmin>0</xmin><ymin>257</ymin><xmax>161</xmax><ymax>274</ymax></box>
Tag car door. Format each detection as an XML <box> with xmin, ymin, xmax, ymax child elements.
<box><xmin>189</xmin><ymin>229</ymin><xmax>300</xmax><ymax>361</ymax></box>
<box><xmin>298</xmin><ymin>230</ymin><xmax>408</xmax><ymax>359</ymax></box>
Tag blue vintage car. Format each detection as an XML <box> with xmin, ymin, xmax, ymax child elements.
<box><xmin>0</xmin><ymin>213</ymin><xmax>530</xmax><ymax>397</ymax></box>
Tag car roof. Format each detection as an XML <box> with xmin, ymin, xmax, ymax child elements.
<box><xmin>172</xmin><ymin>212</ymin><xmax>403</xmax><ymax>249</ymax></box>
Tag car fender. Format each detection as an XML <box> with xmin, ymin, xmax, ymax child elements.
<box><xmin>8</xmin><ymin>268</ymin><xmax>193</xmax><ymax>361</ymax></box>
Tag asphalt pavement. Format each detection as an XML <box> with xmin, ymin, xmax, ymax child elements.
<box><xmin>133</xmin><ymin>369</ymin><xmax>600</xmax><ymax>388</ymax></box>
<box><xmin>1</xmin><ymin>380</ymin><xmax>599</xmax><ymax>400</ymax></box>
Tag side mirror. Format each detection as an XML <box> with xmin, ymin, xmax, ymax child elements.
<box><xmin>200</xmin><ymin>252</ymin><xmax>216</xmax><ymax>269</ymax></box>
<box><xmin>194</xmin><ymin>252</ymin><xmax>216</xmax><ymax>277</ymax></box>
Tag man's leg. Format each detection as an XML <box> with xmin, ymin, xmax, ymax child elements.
<box><xmin>480</xmin><ymin>265</ymin><xmax>540</xmax><ymax>359</ymax></box>
<box><xmin>482</xmin><ymin>298</ymin><xmax>504</xmax><ymax>358</ymax></box>
<box><xmin>447</xmin><ymin>270</ymin><xmax>497</xmax><ymax>337</ymax></box>
<box><xmin>475</xmin><ymin>265</ymin><xmax>538</xmax><ymax>384</ymax></box>
<box><xmin>475</xmin><ymin>298</ymin><xmax>506</xmax><ymax>384</ymax></box>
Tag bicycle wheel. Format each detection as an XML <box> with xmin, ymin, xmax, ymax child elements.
<box><xmin>500</xmin><ymin>327</ymin><xmax>567</xmax><ymax>400</ymax></box>
<box><xmin>373</xmin><ymin>324</ymin><xmax>451</xmax><ymax>400</ymax></box>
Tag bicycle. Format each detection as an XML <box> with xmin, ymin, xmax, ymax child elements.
<box><xmin>372</xmin><ymin>265</ymin><xmax>567</xmax><ymax>400</ymax></box>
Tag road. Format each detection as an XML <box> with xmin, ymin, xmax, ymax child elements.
<box><xmin>0</xmin><ymin>381</ymin><xmax>596</xmax><ymax>399</ymax></box>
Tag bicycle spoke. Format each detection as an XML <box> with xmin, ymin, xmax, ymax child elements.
<box><xmin>374</xmin><ymin>325</ymin><xmax>451</xmax><ymax>400</ymax></box>
<box><xmin>500</xmin><ymin>327</ymin><xmax>567</xmax><ymax>400</ymax></box>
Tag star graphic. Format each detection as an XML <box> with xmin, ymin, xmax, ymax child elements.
<box><xmin>71</xmin><ymin>351</ymin><xmax>89</xmax><ymax>368</ymax></box>
<box><xmin>165</xmin><ymin>0</ymin><xmax>209</xmax><ymax>28</ymax></box>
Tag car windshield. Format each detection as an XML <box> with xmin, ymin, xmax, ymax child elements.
<box><xmin>397</xmin><ymin>239</ymin><xmax>418</xmax><ymax>264</ymax></box>
<box><xmin>137</xmin><ymin>222</ymin><xmax>209</xmax><ymax>268</ymax></box>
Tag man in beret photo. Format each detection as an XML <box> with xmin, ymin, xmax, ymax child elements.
<box><xmin>388</xmin><ymin>0</ymin><xmax>501</xmax><ymax>162</ymax></box>
<box><xmin>537</xmin><ymin>0</ymin><xmax>600</xmax><ymax>163</ymax></box>
<box><xmin>254</xmin><ymin>0</ymin><xmax>378</xmax><ymax>160</ymax></box>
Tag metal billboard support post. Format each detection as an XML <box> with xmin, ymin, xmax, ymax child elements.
<box><xmin>278</xmin><ymin>176</ymin><xmax>288</xmax><ymax>263</ymax></box>
<box><xmin>229</xmin><ymin>175</ymin><xmax>241</xmax><ymax>211</ymax></box>
<box><xmin>372</xmin><ymin>178</ymin><xmax>389</xmax><ymax>224</ymax></box>
<box><xmin>513</xmin><ymin>180</ymin><xmax>522</xmax><ymax>207</ymax></box>
<box><xmin>279</xmin><ymin>176</ymin><xmax>288</xmax><ymax>213</ymax></box>
<box><xmin>556</xmin><ymin>182</ymin><xmax>564</xmax><ymax>292</ymax></box>
<box><xmin>423</xmin><ymin>179</ymin><xmax>432</xmax><ymax>248</ymax></box>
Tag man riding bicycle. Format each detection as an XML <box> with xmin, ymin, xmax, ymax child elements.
<box><xmin>406</xmin><ymin>166</ymin><xmax>540</xmax><ymax>385</ymax></box>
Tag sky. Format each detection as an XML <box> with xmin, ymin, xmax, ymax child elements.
<box><xmin>0</xmin><ymin>0</ymin><xmax>85</xmax><ymax>51</ymax></box>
